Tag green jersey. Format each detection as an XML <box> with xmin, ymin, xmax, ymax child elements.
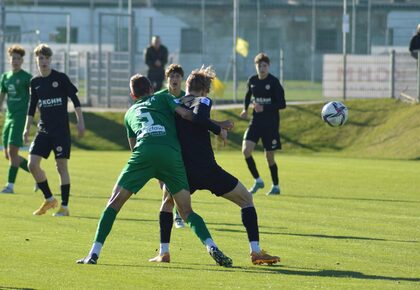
<box><xmin>124</xmin><ymin>93</ymin><xmax>180</xmax><ymax>150</ymax></box>
<box><xmin>0</xmin><ymin>69</ymin><xmax>32</xmax><ymax>118</ymax></box>
<box><xmin>155</xmin><ymin>88</ymin><xmax>186</xmax><ymax>98</ymax></box>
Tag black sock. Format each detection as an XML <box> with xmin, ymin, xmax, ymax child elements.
<box><xmin>241</xmin><ymin>207</ymin><xmax>259</xmax><ymax>242</ymax></box>
<box><xmin>61</xmin><ymin>184</ymin><xmax>70</xmax><ymax>206</ymax></box>
<box><xmin>269</xmin><ymin>163</ymin><xmax>279</xmax><ymax>185</ymax></box>
<box><xmin>37</xmin><ymin>180</ymin><xmax>53</xmax><ymax>199</ymax></box>
<box><xmin>245</xmin><ymin>156</ymin><xmax>260</xmax><ymax>179</ymax></box>
<box><xmin>160</xmin><ymin>211</ymin><xmax>173</xmax><ymax>243</ymax></box>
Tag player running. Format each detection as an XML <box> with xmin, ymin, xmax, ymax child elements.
<box><xmin>77</xmin><ymin>74</ymin><xmax>233</xmax><ymax>267</ymax></box>
<box><xmin>0</xmin><ymin>45</ymin><xmax>32</xmax><ymax>194</ymax></box>
<box><xmin>240</xmin><ymin>53</ymin><xmax>286</xmax><ymax>195</ymax></box>
<box><xmin>23</xmin><ymin>44</ymin><xmax>85</xmax><ymax>216</ymax></box>
<box><xmin>149</xmin><ymin>66</ymin><xmax>280</xmax><ymax>266</ymax></box>
<box><xmin>155</xmin><ymin>64</ymin><xmax>186</xmax><ymax>228</ymax></box>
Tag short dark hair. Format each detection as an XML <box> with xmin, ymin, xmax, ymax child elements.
<box><xmin>34</xmin><ymin>43</ymin><xmax>53</xmax><ymax>57</ymax></box>
<box><xmin>254</xmin><ymin>53</ymin><xmax>270</xmax><ymax>65</ymax></box>
<box><xmin>186</xmin><ymin>66</ymin><xmax>215</xmax><ymax>93</ymax></box>
<box><xmin>165</xmin><ymin>64</ymin><xmax>184</xmax><ymax>78</ymax></box>
<box><xmin>130</xmin><ymin>74</ymin><xmax>152</xmax><ymax>98</ymax></box>
<box><xmin>8</xmin><ymin>45</ymin><xmax>25</xmax><ymax>57</ymax></box>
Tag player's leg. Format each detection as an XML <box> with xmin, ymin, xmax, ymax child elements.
<box><xmin>149</xmin><ymin>188</ymin><xmax>174</xmax><ymax>263</ymax></box>
<box><xmin>158</xmin><ymin>179</ymin><xmax>184</xmax><ymax>228</ymax></box>
<box><xmin>77</xmin><ymin>185</ymin><xmax>133</xmax><ymax>264</ymax></box>
<box><xmin>264</xmin><ymin>150</ymin><xmax>280</xmax><ymax>195</ymax></box>
<box><xmin>242</xmin><ymin>137</ymin><xmax>264</xmax><ymax>194</ymax></box>
<box><xmin>1</xmin><ymin>120</ymin><xmax>14</xmax><ymax>193</ymax></box>
<box><xmin>172</xmin><ymin>189</ymin><xmax>232</xmax><ymax>267</ymax></box>
<box><xmin>54</xmin><ymin>158</ymin><xmax>70</xmax><ymax>216</ymax></box>
<box><xmin>28</xmin><ymin>153</ymin><xmax>58</xmax><ymax>215</ymax></box>
<box><xmin>221</xmin><ymin>181</ymin><xmax>280</xmax><ymax>265</ymax></box>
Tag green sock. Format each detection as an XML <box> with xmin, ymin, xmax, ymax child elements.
<box><xmin>94</xmin><ymin>207</ymin><xmax>117</xmax><ymax>244</ymax></box>
<box><xmin>19</xmin><ymin>158</ymin><xmax>29</xmax><ymax>172</ymax></box>
<box><xmin>186</xmin><ymin>212</ymin><xmax>212</xmax><ymax>244</ymax></box>
<box><xmin>8</xmin><ymin>166</ymin><xmax>19</xmax><ymax>183</ymax></box>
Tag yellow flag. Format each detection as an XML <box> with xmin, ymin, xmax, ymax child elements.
<box><xmin>212</xmin><ymin>77</ymin><xmax>225</xmax><ymax>98</ymax></box>
<box><xmin>236</xmin><ymin>37</ymin><xmax>249</xmax><ymax>57</ymax></box>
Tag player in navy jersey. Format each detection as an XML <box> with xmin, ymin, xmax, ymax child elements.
<box><xmin>23</xmin><ymin>44</ymin><xmax>85</xmax><ymax>216</ymax></box>
<box><xmin>149</xmin><ymin>66</ymin><xmax>280</xmax><ymax>265</ymax></box>
<box><xmin>240</xmin><ymin>53</ymin><xmax>286</xmax><ymax>195</ymax></box>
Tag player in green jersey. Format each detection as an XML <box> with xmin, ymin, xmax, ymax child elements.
<box><xmin>77</xmin><ymin>74</ymin><xmax>233</xmax><ymax>267</ymax></box>
<box><xmin>155</xmin><ymin>63</ymin><xmax>186</xmax><ymax>228</ymax></box>
<box><xmin>0</xmin><ymin>45</ymin><xmax>32</xmax><ymax>194</ymax></box>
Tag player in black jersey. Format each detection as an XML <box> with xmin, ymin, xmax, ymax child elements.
<box><xmin>23</xmin><ymin>44</ymin><xmax>85</xmax><ymax>216</ymax></box>
<box><xmin>240</xmin><ymin>53</ymin><xmax>286</xmax><ymax>195</ymax></box>
<box><xmin>149</xmin><ymin>66</ymin><xmax>280</xmax><ymax>265</ymax></box>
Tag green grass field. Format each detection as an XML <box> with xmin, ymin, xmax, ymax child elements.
<box><xmin>0</xmin><ymin>151</ymin><xmax>419</xmax><ymax>289</ymax></box>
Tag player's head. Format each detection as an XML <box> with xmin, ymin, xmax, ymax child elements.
<box><xmin>165</xmin><ymin>64</ymin><xmax>184</xmax><ymax>94</ymax></box>
<box><xmin>254</xmin><ymin>53</ymin><xmax>270</xmax><ymax>77</ymax></box>
<box><xmin>34</xmin><ymin>43</ymin><xmax>53</xmax><ymax>73</ymax></box>
<box><xmin>417</xmin><ymin>24</ymin><xmax>420</xmax><ymax>33</ymax></box>
<box><xmin>7</xmin><ymin>45</ymin><xmax>25</xmax><ymax>72</ymax></box>
<box><xmin>151</xmin><ymin>35</ymin><xmax>161</xmax><ymax>49</ymax></box>
<box><xmin>130</xmin><ymin>74</ymin><xmax>153</xmax><ymax>100</ymax></box>
<box><xmin>186</xmin><ymin>65</ymin><xmax>215</xmax><ymax>97</ymax></box>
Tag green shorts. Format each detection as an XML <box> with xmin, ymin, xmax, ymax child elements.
<box><xmin>2</xmin><ymin>116</ymin><xmax>26</xmax><ymax>148</ymax></box>
<box><xmin>116</xmin><ymin>144</ymin><xmax>189</xmax><ymax>194</ymax></box>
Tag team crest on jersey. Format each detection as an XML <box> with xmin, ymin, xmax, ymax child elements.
<box><xmin>15</xmin><ymin>79</ymin><xmax>20</xmax><ymax>85</ymax></box>
<box><xmin>265</xmin><ymin>84</ymin><xmax>270</xmax><ymax>90</ymax></box>
<box><xmin>52</xmin><ymin>81</ymin><xmax>59</xmax><ymax>88</ymax></box>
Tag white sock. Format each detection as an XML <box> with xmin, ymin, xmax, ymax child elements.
<box><xmin>255</xmin><ymin>177</ymin><xmax>263</xmax><ymax>183</ymax></box>
<box><xmin>88</xmin><ymin>242</ymin><xmax>103</xmax><ymax>257</ymax></box>
<box><xmin>61</xmin><ymin>205</ymin><xmax>68</xmax><ymax>209</ymax></box>
<box><xmin>160</xmin><ymin>243</ymin><xmax>169</xmax><ymax>255</ymax></box>
<box><xmin>6</xmin><ymin>183</ymin><xmax>14</xmax><ymax>189</ymax></box>
<box><xmin>46</xmin><ymin>196</ymin><xmax>55</xmax><ymax>202</ymax></box>
<box><xmin>250</xmin><ymin>241</ymin><xmax>261</xmax><ymax>253</ymax></box>
<box><xmin>204</xmin><ymin>238</ymin><xmax>217</xmax><ymax>252</ymax></box>
<box><xmin>272</xmin><ymin>185</ymin><xmax>279</xmax><ymax>189</ymax></box>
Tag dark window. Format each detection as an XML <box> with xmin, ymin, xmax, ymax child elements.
<box><xmin>55</xmin><ymin>27</ymin><xmax>78</xmax><ymax>43</ymax></box>
<box><xmin>5</xmin><ymin>26</ymin><xmax>21</xmax><ymax>42</ymax></box>
<box><xmin>316</xmin><ymin>28</ymin><xmax>337</xmax><ymax>52</ymax></box>
<box><xmin>181</xmin><ymin>28</ymin><xmax>202</xmax><ymax>53</ymax></box>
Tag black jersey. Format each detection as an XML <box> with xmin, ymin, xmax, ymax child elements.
<box><xmin>175</xmin><ymin>95</ymin><xmax>220</xmax><ymax>171</ymax></box>
<box><xmin>28</xmin><ymin>70</ymin><xmax>81</xmax><ymax>135</ymax></box>
<box><xmin>244</xmin><ymin>73</ymin><xmax>286</xmax><ymax>125</ymax></box>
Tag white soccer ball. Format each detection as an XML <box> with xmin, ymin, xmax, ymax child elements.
<box><xmin>321</xmin><ymin>101</ymin><xmax>349</xmax><ymax>127</ymax></box>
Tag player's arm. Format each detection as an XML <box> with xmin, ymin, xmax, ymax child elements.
<box><xmin>240</xmin><ymin>79</ymin><xmax>252</xmax><ymax>119</ymax></box>
<box><xmin>0</xmin><ymin>74</ymin><xmax>6</xmax><ymax>113</ymax></box>
<box><xmin>262</xmin><ymin>79</ymin><xmax>286</xmax><ymax>112</ymax></box>
<box><xmin>0</xmin><ymin>92</ymin><xmax>5</xmax><ymax>113</ymax></box>
<box><xmin>191</xmin><ymin>98</ymin><xmax>228</xmax><ymax>136</ymax></box>
<box><xmin>23</xmin><ymin>83</ymin><xmax>38</xmax><ymax>144</ymax></box>
<box><xmin>128</xmin><ymin>137</ymin><xmax>136</xmax><ymax>151</ymax></box>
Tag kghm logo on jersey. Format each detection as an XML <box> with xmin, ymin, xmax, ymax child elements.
<box><xmin>52</xmin><ymin>81</ymin><xmax>59</xmax><ymax>88</ymax></box>
<box><xmin>254</xmin><ymin>97</ymin><xmax>271</xmax><ymax>104</ymax></box>
<box><xmin>39</xmin><ymin>97</ymin><xmax>63</xmax><ymax>108</ymax></box>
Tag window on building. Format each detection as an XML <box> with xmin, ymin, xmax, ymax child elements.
<box><xmin>55</xmin><ymin>27</ymin><xmax>78</xmax><ymax>43</ymax></box>
<box><xmin>181</xmin><ymin>28</ymin><xmax>202</xmax><ymax>53</ymax></box>
<box><xmin>316</xmin><ymin>28</ymin><xmax>338</xmax><ymax>52</ymax></box>
<box><xmin>5</xmin><ymin>26</ymin><xmax>21</xmax><ymax>42</ymax></box>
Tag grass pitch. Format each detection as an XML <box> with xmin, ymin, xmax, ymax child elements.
<box><xmin>0</xmin><ymin>151</ymin><xmax>419</xmax><ymax>289</ymax></box>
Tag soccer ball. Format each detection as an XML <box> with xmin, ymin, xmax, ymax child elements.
<box><xmin>321</xmin><ymin>101</ymin><xmax>348</xmax><ymax>127</ymax></box>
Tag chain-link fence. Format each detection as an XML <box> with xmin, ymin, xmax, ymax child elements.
<box><xmin>1</xmin><ymin>0</ymin><xmax>420</xmax><ymax>107</ymax></box>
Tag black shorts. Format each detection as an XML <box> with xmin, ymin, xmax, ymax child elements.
<box><xmin>244</xmin><ymin>123</ymin><xmax>281</xmax><ymax>151</ymax></box>
<box><xmin>29</xmin><ymin>132</ymin><xmax>71</xmax><ymax>159</ymax></box>
<box><xmin>186</xmin><ymin>164</ymin><xmax>238</xmax><ymax>196</ymax></box>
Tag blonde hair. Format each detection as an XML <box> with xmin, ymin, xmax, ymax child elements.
<box><xmin>186</xmin><ymin>65</ymin><xmax>216</xmax><ymax>93</ymax></box>
<box><xmin>34</xmin><ymin>43</ymin><xmax>53</xmax><ymax>57</ymax></box>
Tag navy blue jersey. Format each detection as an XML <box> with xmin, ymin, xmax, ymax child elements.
<box><xmin>28</xmin><ymin>70</ymin><xmax>80</xmax><ymax>135</ymax></box>
<box><xmin>244</xmin><ymin>73</ymin><xmax>286</xmax><ymax>126</ymax></box>
<box><xmin>175</xmin><ymin>95</ymin><xmax>220</xmax><ymax>171</ymax></box>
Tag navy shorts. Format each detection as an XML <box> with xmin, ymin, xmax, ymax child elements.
<box><xmin>29</xmin><ymin>132</ymin><xmax>71</xmax><ymax>159</ymax></box>
<box><xmin>244</xmin><ymin>123</ymin><xmax>281</xmax><ymax>151</ymax></box>
<box><xmin>186</xmin><ymin>164</ymin><xmax>238</xmax><ymax>196</ymax></box>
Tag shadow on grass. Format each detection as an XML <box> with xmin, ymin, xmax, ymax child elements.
<box><xmin>95</xmin><ymin>262</ymin><xmax>420</xmax><ymax>282</ymax></box>
<box><xmin>72</xmin><ymin>215</ymin><xmax>156</xmax><ymax>223</ymax></box>
<box><xmin>286</xmin><ymin>194</ymin><xmax>420</xmax><ymax>204</ymax></box>
<box><xmin>0</xmin><ymin>287</ymin><xmax>36</xmax><ymax>290</ymax></box>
